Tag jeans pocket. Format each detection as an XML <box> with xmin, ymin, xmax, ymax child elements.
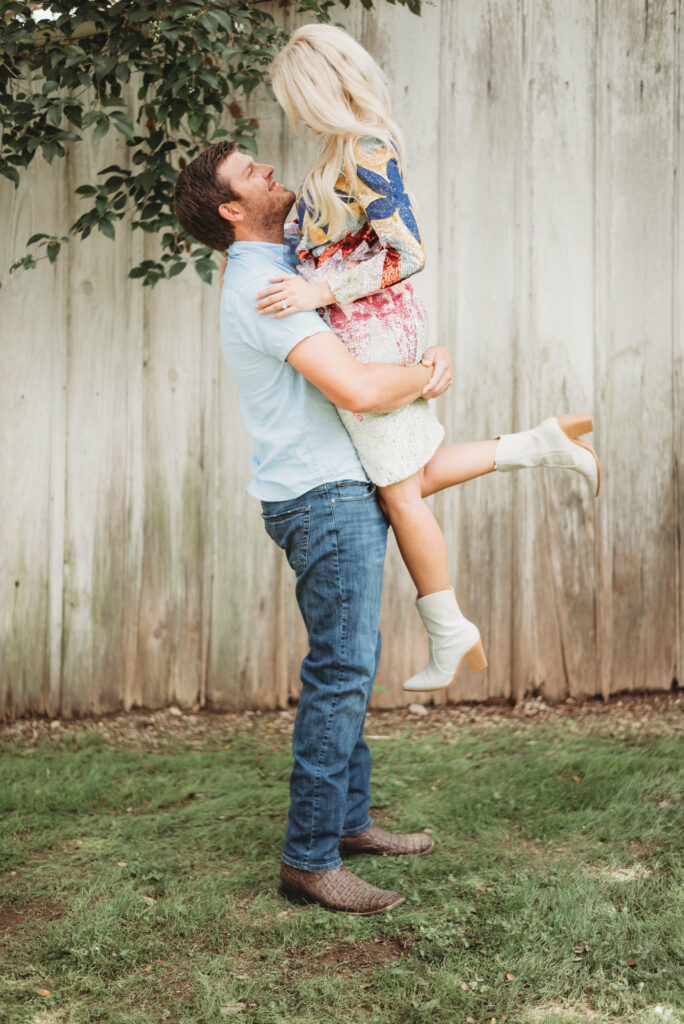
<box><xmin>262</xmin><ymin>505</ymin><xmax>311</xmax><ymax>574</ymax></box>
<box><xmin>334</xmin><ymin>481</ymin><xmax>377</xmax><ymax>502</ymax></box>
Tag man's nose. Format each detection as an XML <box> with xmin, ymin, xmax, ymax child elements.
<box><xmin>260</xmin><ymin>164</ymin><xmax>275</xmax><ymax>178</ymax></box>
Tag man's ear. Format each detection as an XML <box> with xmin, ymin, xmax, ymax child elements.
<box><xmin>218</xmin><ymin>201</ymin><xmax>243</xmax><ymax>225</ymax></box>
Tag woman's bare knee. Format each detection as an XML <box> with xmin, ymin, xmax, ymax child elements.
<box><xmin>378</xmin><ymin>472</ymin><xmax>424</xmax><ymax>519</ymax></box>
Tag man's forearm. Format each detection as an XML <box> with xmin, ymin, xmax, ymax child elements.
<box><xmin>354</xmin><ymin>361</ymin><xmax>432</xmax><ymax>413</ymax></box>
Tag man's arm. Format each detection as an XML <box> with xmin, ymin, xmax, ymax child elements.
<box><xmin>286</xmin><ymin>331</ymin><xmax>451</xmax><ymax>413</ymax></box>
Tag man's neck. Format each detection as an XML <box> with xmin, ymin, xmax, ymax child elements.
<box><xmin>233</xmin><ymin>227</ymin><xmax>285</xmax><ymax>244</ymax></box>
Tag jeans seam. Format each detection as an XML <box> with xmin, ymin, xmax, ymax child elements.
<box><xmin>304</xmin><ymin>489</ymin><xmax>347</xmax><ymax>864</ymax></box>
<box><xmin>340</xmin><ymin>818</ymin><xmax>373</xmax><ymax>838</ymax></box>
<box><xmin>281</xmin><ymin>853</ymin><xmax>343</xmax><ymax>872</ymax></box>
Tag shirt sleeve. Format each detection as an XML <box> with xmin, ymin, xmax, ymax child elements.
<box><xmin>326</xmin><ymin>136</ymin><xmax>426</xmax><ymax>307</ymax></box>
<box><xmin>224</xmin><ymin>276</ymin><xmax>329</xmax><ymax>363</ymax></box>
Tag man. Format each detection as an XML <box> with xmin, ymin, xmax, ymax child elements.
<box><xmin>174</xmin><ymin>140</ymin><xmax>453</xmax><ymax>915</ymax></box>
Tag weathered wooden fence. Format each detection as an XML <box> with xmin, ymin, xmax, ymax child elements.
<box><xmin>1</xmin><ymin>0</ymin><xmax>682</xmax><ymax>718</ymax></box>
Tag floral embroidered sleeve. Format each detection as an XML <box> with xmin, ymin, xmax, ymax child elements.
<box><xmin>323</xmin><ymin>136</ymin><xmax>426</xmax><ymax>307</ymax></box>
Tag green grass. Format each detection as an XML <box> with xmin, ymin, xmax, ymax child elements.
<box><xmin>1</xmin><ymin>714</ymin><xmax>682</xmax><ymax>1024</ymax></box>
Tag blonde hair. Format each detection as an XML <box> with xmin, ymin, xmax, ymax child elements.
<box><xmin>270</xmin><ymin>24</ymin><xmax>405</xmax><ymax>239</ymax></box>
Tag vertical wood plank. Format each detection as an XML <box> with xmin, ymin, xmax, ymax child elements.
<box><xmin>595</xmin><ymin>0</ymin><xmax>677</xmax><ymax>695</ymax></box>
<box><xmin>134</xmin><ymin>260</ymin><xmax>205</xmax><ymax>709</ymax></box>
<box><xmin>434</xmin><ymin>0</ymin><xmax>521</xmax><ymax>704</ymax></box>
<box><xmin>0</xmin><ymin>159</ymin><xmax>68</xmax><ymax>717</ymax></box>
<box><xmin>60</xmin><ymin>112</ymin><xmax>144</xmax><ymax>716</ymax></box>
<box><xmin>513</xmin><ymin>0</ymin><xmax>599</xmax><ymax>701</ymax></box>
<box><xmin>675</xmin><ymin>0</ymin><xmax>683</xmax><ymax>688</ymax></box>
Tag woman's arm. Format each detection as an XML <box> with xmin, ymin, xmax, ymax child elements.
<box><xmin>324</xmin><ymin>136</ymin><xmax>426</xmax><ymax>306</ymax></box>
<box><xmin>255</xmin><ymin>137</ymin><xmax>425</xmax><ymax>317</ymax></box>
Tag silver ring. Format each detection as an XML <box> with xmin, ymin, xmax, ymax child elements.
<box><xmin>280</xmin><ymin>298</ymin><xmax>288</xmax><ymax>310</ymax></box>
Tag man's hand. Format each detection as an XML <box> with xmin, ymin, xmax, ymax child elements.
<box><xmin>420</xmin><ymin>346</ymin><xmax>453</xmax><ymax>399</ymax></box>
<box><xmin>255</xmin><ymin>273</ymin><xmax>334</xmax><ymax>317</ymax></box>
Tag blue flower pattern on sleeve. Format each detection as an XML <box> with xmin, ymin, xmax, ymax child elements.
<box><xmin>355</xmin><ymin>158</ymin><xmax>421</xmax><ymax>243</ymax></box>
<box><xmin>295</xmin><ymin>136</ymin><xmax>425</xmax><ymax>306</ymax></box>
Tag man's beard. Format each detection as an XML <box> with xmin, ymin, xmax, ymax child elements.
<box><xmin>243</xmin><ymin>188</ymin><xmax>296</xmax><ymax>235</ymax></box>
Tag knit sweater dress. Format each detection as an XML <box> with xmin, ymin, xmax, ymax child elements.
<box><xmin>294</xmin><ymin>135</ymin><xmax>444</xmax><ymax>487</ymax></box>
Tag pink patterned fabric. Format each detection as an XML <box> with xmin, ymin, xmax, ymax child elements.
<box><xmin>297</xmin><ymin>243</ymin><xmax>429</xmax><ymax>368</ymax></box>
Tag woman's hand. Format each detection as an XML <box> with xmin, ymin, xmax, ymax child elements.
<box><xmin>255</xmin><ymin>273</ymin><xmax>334</xmax><ymax>317</ymax></box>
<box><xmin>420</xmin><ymin>346</ymin><xmax>453</xmax><ymax>398</ymax></box>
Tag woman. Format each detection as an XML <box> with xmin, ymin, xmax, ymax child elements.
<box><xmin>251</xmin><ymin>24</ymin><xmax>600</xmax><ymax>692</ymax></box>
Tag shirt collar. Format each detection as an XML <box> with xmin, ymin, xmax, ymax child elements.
<box><xmin>228</xmin><ymin>240</ymin><xmax>289</xmax><ymax>258</ymax></box>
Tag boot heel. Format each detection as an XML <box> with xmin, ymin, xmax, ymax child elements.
<box><xmin>465</xmin><ymin>637</ymin><xmax>488</xmax><ymax>673</ymax></box>
<box><xmin>557</xmin><ymin>412</ymin><xmax>593</xmax><ymax>439</ymax></box>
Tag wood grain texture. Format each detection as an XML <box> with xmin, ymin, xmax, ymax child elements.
<box><xmin>433</xmin><ymin>0</ymin><xmax>521</xmax><ymax>704</ymax></box>
<box><xmin>513</xmin><ymin>0</ymin><xmax>600</xmax><ymax>701</ymax></box>
<box><xmin>594</xmin><ymin>0</ymin><xmax>677</xmax><ymax>696</ymax></box>
<box><xmin>59</xmin><ymin>116</ymin><xmax>144</xmax><ymax>717</ymax></box>
<box><xmin>675</xmin><ymin>0</ymin><xmax>683</xmax><ymax>689</ymax></box>
<box><xmin>0</xmin><ymin>157</ymin><xmax>67</xmax><ymax>717</ymax></box>
<box><xmin>0</xmin><ymin>0</ymin><xmax>680</xmax><ymax>717</ymax></box>
<box><xmin>134</xmin><ymin>263</ymin><xmax>205</xmax><ymax>709</ymax></box>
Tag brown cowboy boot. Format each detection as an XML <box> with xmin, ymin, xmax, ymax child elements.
<box><xmin>280</xmin><ymin>862</ymin><xmax>405</xmax><ymax>915</ymax></box>
<box><xmin>339</xmin><ymin>824</ymin><xmax>435</xmax><ymax>857</ymax></box>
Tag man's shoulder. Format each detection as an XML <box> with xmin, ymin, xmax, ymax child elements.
<box><xmin>221</xmin><ymin>266</ymin><xmax>271</xmax><ymax>326</ymax></box>
<box><xmin>223</xmin><ymin>265</ymin><xmax>270</xmax><ymax>296</ymax></box>
<box><xmin>221</xmin><ymin>272</ymin><xmax>329</xmax><ymax>362</ymax></box>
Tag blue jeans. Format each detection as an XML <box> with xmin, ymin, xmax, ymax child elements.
<box><xmin>261</xmin><ymin>480</ymin><xmax>389</xmax><ymax>871</ymax></box>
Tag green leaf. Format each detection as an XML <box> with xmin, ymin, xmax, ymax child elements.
<box><xmin>46</xmin><ymin>241</ymin><xmax>61</xmax><ymax>263</ymax></box>
<box><xmin>198</xmin><ymin>10</ymin><xmax>219</xmax><ymax>34</ymax></box>
<box><xmin>10</xmin><ymin>255</ymin><xmax>36</xmax><ymax>274</ymax></box>
<box><xmin>26</xmin><ymin>233</ymin><xmax>50</xmax><ymax>245</ymax></box>
<box><xmin>98</xmin><ymin>218</ymin><xmax>116</xmax><ymax>240</ymax></box>
<box><xmin>94</xmin><ymin>57</ymin><xmax>118</xmax><ymax>79</ymax></box>
<box><xmin>211</xmin><ymin>8</ymin><xmax>235</xmax><ymax>32</ymax></box>
<box><xmin>110</xmin><ymin>111</ymin><xmax>134</xmax><ymax>139</ymax></box>
<box><xmin>92</xmin><ymin>118</ymin><xmax>110</xmax><ymax>141</ymax></box>
<box><xmin>0</xmin><ymin>165</ymin><xmax>20</xmax><ymax>186</ymax></box>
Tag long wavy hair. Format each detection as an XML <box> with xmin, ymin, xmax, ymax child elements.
<box><xmin>270</xmin><ymin>24</ymin><xmax>404</xmax><ymax>239</ymax></box>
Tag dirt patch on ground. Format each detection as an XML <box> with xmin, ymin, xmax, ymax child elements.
<box><xmin>583</xmin><ymin>863</ymin><xmax>653</xmax><ymax>883</ymax></box>
<box><xmin>281</xmin><ymin>936</ymin><xmax>404</xmax><ymax>980</ymax></box>
<box><xmin>0</xmin><ymin>898</ymin><xmax>64</xmax><ymax>934</ymax></box>
<box><xmin>523</xmin><ymin>1003</ymin><xmax>603</xmax><ymax>1022</ymax></box>
<box><xmin>1</xmin><ymin>691</ymin><xmax>681</xmax><ymax>752</ymax></box>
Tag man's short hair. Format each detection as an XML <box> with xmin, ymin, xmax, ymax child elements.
<box><xmin>174</xmin><ymin>140</ymin><xmax>237</xmax><ymax>251</ymax></box>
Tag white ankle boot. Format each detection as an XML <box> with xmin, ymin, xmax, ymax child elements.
<box><xmin>494</xmin><ymin>413</ymin><xmax>600</xmax><ymax>496</ymax></box>
<box><xmin>403</xmin><ymin>588</ymin><xmax>488</xmax><ymax>693</ymax></box>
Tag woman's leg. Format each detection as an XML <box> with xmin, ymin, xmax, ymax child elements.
<box><xmin>378</xmin><ymin>472</ymin><xmax>486</xmax><ymax>692</ymax></box>
<box><xmin>420</xmin><ymin>413</ymin><xmax>600</xmax><ymax>499</ymax></box>
<box><xmin>377</xmin><ymin>470</ymin><xmax>450</xmax><ymax>597</ymax></box>
<box><xmin>421</xmin><ymin>440</ymin><xmax>497</xmax><ymax>498</ymax></box>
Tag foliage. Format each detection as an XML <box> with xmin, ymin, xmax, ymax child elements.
<box><xmin>0</xmin><ymin>0</ymin><xmax>422</xmax><ymax>286</ymax></box>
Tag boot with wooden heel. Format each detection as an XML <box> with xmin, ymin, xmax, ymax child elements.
<box><xmin>494</xmin><ymin>413</ymin><xmax>600</xmax><ymax>496</ymax></box>
<box><xmin>403</xmin><ymin>587</ymin><xmax>487</xmax><ymax>693</ymax></box>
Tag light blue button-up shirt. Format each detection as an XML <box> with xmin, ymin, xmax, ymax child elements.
<box><xmin>219</xmin><ymin>240</ymin><xmax>367</xmax><ymax>501</ymax></box>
